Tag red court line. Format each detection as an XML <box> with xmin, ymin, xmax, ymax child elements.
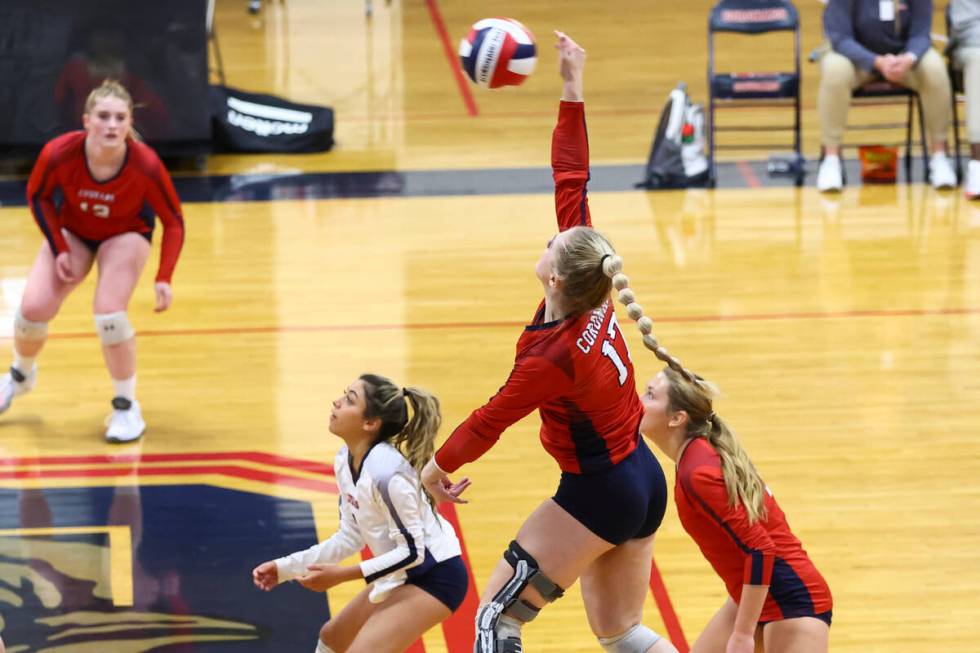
<box><xmin>0</xmin><ymin>464</ymin><xmax>338</xmax><ymax>494</ymax></box>
<box><xmin>0</xmin><ymin>451</ymin><xmax>334</xmax><ymax>477</ymax></box>
<box><xmin>424</xmin><ymin>0</ymin><xmax>479</xmax><ymax>117</ymax></box>
<box><xmin>649</xmin><ymin>557</ymin><xmax>689</xmax><ymax>652</ymax></box>
<box><xmin>735</xmin><ymin>160</ymin><xmax>762</xmax><ymax>188</ymax></box>
<box><xmin>4</xmin><ymin>306</ymin><xmax>977</xmax><ymax>345</ymax></box>
<box><xmin>437</xmin><ymin>503</ymin><xmax>479</xmax><ymax>653</ymax></box>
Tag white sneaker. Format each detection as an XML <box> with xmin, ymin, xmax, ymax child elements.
<box><xmin>966</xmin><ymin>160</ymin><xmax>980</xmax><ymax>199</ymax></box>
<box><xmin>929</xmin><ymin>153</ymin><xmax>957</xmax><ymax>190</ymax></box>
<box><xmin>105</xmin><ymin>398</ymin><xmax>146</xmax><ymax>443</ymax></box>
<box><xmin>0</xmin><ymin>366</ymin><xmax>36</xmax><ymax>415</ymax></box>
<box><xmin>817</xmin><ymin>155</ymin><xmax>843</xmax><ymax>192</ymax></box>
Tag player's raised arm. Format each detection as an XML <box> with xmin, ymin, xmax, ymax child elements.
<box><xmin>552</xmin><ymin>31</ymin><xmax>591</xmax><ymax>231</ymax></box>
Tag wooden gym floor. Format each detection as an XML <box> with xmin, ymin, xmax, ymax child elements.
<box><xmin>0</xmin><ymin>1</ymin><xmax>977</xmax><ymax>651</ymax></box>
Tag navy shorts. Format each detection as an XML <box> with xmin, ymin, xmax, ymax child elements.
<box><xmin>760</xmin><ymin>610</ymin><xmax>833</xmax><ymax>627</ymax></box>
<box><xmin>552</xmin><ymin>436</ymin><xmax>667</xmax><ymax>545</ymax></box>
<box><xmin>68</xmin><ymin>229</ymin><xmax>152</xmax><ymax>254</ymax></box>
<box><xmin>406</xmin><ymin>555</ymin><xmax>468</xmax><ymax>612</ymax></box>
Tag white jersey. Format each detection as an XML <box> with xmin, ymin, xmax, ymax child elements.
<box><xmin>275</xmin><ymin>442</ymin><xmax>462</xmax><ymax>603</ymax></box>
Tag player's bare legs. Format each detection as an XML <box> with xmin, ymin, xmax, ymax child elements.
<box><xmin>317</xmin><ymin>585</ymin><xmax>376</xmax><ymax>651</ymax></box>
<box><xmin>763</xmin><ymin>616</ymin><xmax>829</xmax><ymax>653</ymax></box>
<box><xmin>93</xmin><ymin>232</ymin><xmax>151</xmax><ymax>442</ymax></box>
<box><xmin>346</xmin><ymin>584</ymin><xmax>451</xmax><ymax>653</ymax></box>
<box><xmin>0</xmin><ymin>229</ymin><xmax>94</xmax><ymax>413</ymax></box>
<box><xmin>690</xmin><ymin>599</ymin><xmax>739</xmax><ymax>653</ymax></box>
<box><xmin>479</xmin><ymin>498</ymin><xmax>613</xmax><ymax>616</ymax></box>
<box><xmin>580</xmin><ymin>534</ymin><xmax>679</xmax><ymax>652</ymax></box>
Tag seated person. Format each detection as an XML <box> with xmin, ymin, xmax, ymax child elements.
<box><xmin>952</xmin><ymin>0</ymin><xmax>980</xmax><ymax>198</ymax></box>
<box><xmin>817</xmin><ymin>0</ymin><xmax>955</xmax><ymax>192</ymax></box>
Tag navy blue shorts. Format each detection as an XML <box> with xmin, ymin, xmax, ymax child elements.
<box><xmin>406</xmin><ymin>555</ymin><xmax>468</xmax><ymax>612</ymax></box>
<box><xmin>760</xmin><ymin>610</ymin><xmax>833</xmax><ymax>627</ymax></box>
<box><xmin>69</xmin><ymin>229</ymin><xmax>152</xmax><ymax>254</ymax></box>
<box><xmin>552</xmin><ymin>436</ymin><xmax>667</xmax><ymax>545</ymax></box>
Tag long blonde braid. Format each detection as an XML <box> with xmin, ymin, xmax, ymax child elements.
<box><xmin>602</xmin><ymin>265</ymin><xmax>768</xmax><ymax>522</ymax></box>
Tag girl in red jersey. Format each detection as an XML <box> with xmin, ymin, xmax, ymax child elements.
<box><xmin>639</xmin><ymin>367</ymin><xmax>832</xmax><ymax>653</ymax></box>
<box><xmin>422</xmin><ymin>33</ymin><xmax>679</xmax><ymax>653</ymax></box>
<box><xmin>0</xmin><ymin>79</ymin><xmax>185</xmax><ymax>443</ymax></box>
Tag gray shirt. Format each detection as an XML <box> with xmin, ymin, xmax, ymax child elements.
<box><xmin>951</xmin><ymin>0</ymin><xmax>980</xmax><ymax>48</ymax></box>
<box><xmin>824</xmin><ymin>0</ymin><xmax>933</xmax><ymax>71</ymax></box>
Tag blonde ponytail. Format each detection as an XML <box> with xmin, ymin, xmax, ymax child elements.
<box><xmin>358</xmin><ymin>374</ymin><xmax>442</xmax><ymax>506</ymax></box>
<box><xmin>553</xmin><ymin>226</ymin><xmax>617</xmax><ymax>313</ymax></box>
<box><xmin>392</xmin><ymin>387</ymin><xmax>441</xmax><ymax>482</ymax></box>
<box><xmin>661</xmin><ymin>368</ymin><xmax>768</xmax><ymax>523</ymax></box>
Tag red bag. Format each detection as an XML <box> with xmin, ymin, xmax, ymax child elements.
<box><xmin>858</xmin><ymin>145</ymin><xmax>898</xmax><ymax>183</ymax></box>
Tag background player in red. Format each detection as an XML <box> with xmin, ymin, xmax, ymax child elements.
<box><xmin>0</xmin><ymin>79</ymin><xmax>185</xmax><ymax>443</ymax></box>
<box><xmin>638</xmin><ymin>361</ymin><xmax>832</xmax><ymax>653</ymax></box>
<box><xmin>422</xmin><ymin>33</ymin><xmax>679</xmax><ymax>653</ymax></box>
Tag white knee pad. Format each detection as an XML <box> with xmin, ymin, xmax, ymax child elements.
<box><xmin>14</xmin><ymin>309</ymin><xmax>48</xmax><ymax>341</ymax></box>
<box><xmin>599</xmin><ymin>624</ymin><xmax>663</xmax><ymax>653</ymax></box>
<box><xmin>94</xmin><ymin>311</ymin><xmax>135</xmax><ymax>345</ymax></box>
<box><xmin>314</xmin><ymin>639</ymin><xmax>336</xmax><ymax>653</ymax></box>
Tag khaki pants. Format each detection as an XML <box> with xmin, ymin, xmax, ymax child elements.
<box><xmin>818</xmin><ymin>48</ymin><xmax>952</xmax><ymax>149</ymax></box>
<box><xmin>954</xmin><ymin>47</ymin><xmax>980</xmax><ymax>144</ymax></box>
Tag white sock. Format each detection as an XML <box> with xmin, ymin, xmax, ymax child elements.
<box><xmin>315</xmin><ymin>639</ymin><xmax>335</xmax><ymax>653</ymax></box>
<box><xmin>112</xmin><ymin>375</ymin><xmax>136</xmax><ymax>402</ymax></box>
<box><xmin>13</xmin><ymin>352</ymin><xmax>35</xmax><ymax>375</ymax></box>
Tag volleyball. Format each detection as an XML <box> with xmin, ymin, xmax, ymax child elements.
<box><xmin>458</xmin><ymin>18</ymin><xmax>536</xmax><ymax>89</ymax></box>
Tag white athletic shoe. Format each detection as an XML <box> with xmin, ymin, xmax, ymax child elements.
<box><xmin>105</xmin><ymin>397</ymin><xmax>146</xmax><ymax>443</ymax></box>
<box><xmin>929</xmin><ymin>153</ymin><xmax>957</xmax><ymax>190</ymax></box>
<box><xmin>966</xmin><ymin>160</ymin><xmax>980</xmax><ymax>199</ymax></box>
<box><xmin>817</xmin><ymin>155</ymin><xmax>843</xmax><ymax>193</ymax></box>
<box><xmin>0</xmin><ymin>366</ymin><xmax>37</xmax><ymax>415</ymax></box>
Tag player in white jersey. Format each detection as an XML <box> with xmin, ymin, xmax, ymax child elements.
<box><xmin>252</xmin><ymin>373</ymin><xmax>471</xmax><ymax>653</ymax></box>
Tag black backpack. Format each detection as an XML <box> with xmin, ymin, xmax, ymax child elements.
<box><xmin>637</xmin><ymin>83</ymin><xmax>709</xmax><ymax>189</ymax></box>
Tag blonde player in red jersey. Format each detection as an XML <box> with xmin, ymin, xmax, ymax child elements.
<box><xmin>0</xmin><ymin>79</ymin><xmax>185</xmax><ymax>442</ymax></box>
<box><xmin>422</xmin><ymin>33</ymin><xmax>679</xmax><ymax>653</ymax></box>
<box><xmin>638</xmin><ymin>364</ymin><xmax>832</xmax><ymax>653</ymax></box>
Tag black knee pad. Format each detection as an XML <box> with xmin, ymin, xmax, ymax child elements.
<box><xmin>474</xmin><ymin>541</ymin><xmax>565</xmax><ymax>653</ymax></box>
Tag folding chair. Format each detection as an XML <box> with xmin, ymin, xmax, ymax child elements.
<box><xmin>707</xmin><ymin>0</ymin><xmax>803</xmax><ymax>187</ymax></box>
<box><xmin>848</xmin><ymin>80</ymin><xmax>929</xmax><ymax>182</ymax></box>
<box><xmin>807</xmin><ymin>41</ymin><xmax>929</xmax><ymax>185</ymax></box>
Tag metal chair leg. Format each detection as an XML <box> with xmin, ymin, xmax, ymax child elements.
<box><xmin>916</xmin><ymin>94</ymin><xmax>929</xmax><ymax>184</ymax></box>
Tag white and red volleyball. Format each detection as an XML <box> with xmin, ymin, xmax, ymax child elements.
<box><xmin>458</xmin><ymin>18</ymin><xmax>536</xmax><ymax>89</ymax></box>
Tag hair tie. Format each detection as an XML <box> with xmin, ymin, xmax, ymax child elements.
<box><xmin>599</xmin><ymin>253</ymin><xmax>611</xmax><ymax>269</ymax></box>
<box><xmin>706</xmin><ymin>411</ymin><xmax>716</xmax><ymax>423</ymax></box>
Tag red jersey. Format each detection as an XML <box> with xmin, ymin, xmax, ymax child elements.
<box><xmin>676</xmin><ymin>438</ymin><xmax>833</xmax><ymax>622</ymax></box>
<box><xmin>26</xmin><ymin>131</ymin><xmax>185</xmax><ymax>284</ymax></box>
<box><xmin>435</xmin><ymin>101</ymin><xmax>643</xmax><ymax>475</ymax></box>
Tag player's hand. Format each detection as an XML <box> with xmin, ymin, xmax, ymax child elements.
<box><xmin>421</xmin><ymin>458</ymin><xmax>471</xmax><ymax>505</ymax></box>
<box><xmin>54</xmin><ymin>251</ymin><xmax>76</xmax><ymax>284</ymax></box>
<box><xmin>252</xmin><ymin>560</ymin><xmax>279</xmax><ymax>591</ymax></box>
<box><xmin>154</xmin><ymin>282</ymin><xmax>173</xmax><ymax>312</ymax></box>
<box><xmin>555</xmin><ymin>31</ymin><xmax>586</xmax><ymax>91</ymax></box>
<box><xmin>298</xmin><ymin>564</ymin><xmax>345</xmax><ymax>592</ymax></box>
<box><xmin>725</xmin><ymin>632</ymin><xmax>755</xmax><ymax>653</ymax></box>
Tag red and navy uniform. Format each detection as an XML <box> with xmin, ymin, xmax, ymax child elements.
<box><xmin>435</xmin><ymin>101</ymin><xmax>642</xmax><ymax>476</ymax></box>
<box><xmin>676</xmin><ymin>438</ymin><xmax>833</xmax><ymax>624</ymax></box>
<box><xmin>26</xmin><ymin>131</ymin><xmax>185</xmax><ymax>284</ymax></box>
